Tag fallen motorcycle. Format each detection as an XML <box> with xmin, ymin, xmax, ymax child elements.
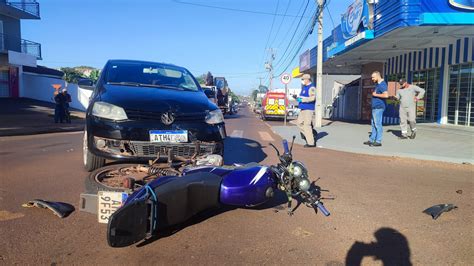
<box><xmin>104</xmin><ymin>138</ymin><xmax>331</xmax><ymax>248</ymax></box>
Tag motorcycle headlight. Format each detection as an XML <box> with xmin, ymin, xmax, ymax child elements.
<box><xmin>298</xmin><ymin>178</ymin><xmax>311</xmax><ymax>192</ymax></box>
<box><xmin>291</xmin><ymin>161</ymin><xmax>306</xmax><ymax>178</ymax></box>
<box><xmin>92</xmin><ymin>101</ymin><xmax>128</xmax><ymax>121</ymax></box>
<box><xmin>205</xmin><ymin>109</ymin><xmax>224</xmax><ymax>124</ymax></box>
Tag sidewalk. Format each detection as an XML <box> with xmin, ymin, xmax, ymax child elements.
<box><xmin>0</xmin><ymin>98</ymin><xmax>85</xmax><ymax>137</ymax></box>
<box><xmin>271</xmin><ymin>120</ymin><xmax>474</xmax><ymax>164</ymax></box>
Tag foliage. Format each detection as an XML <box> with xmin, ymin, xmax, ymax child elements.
<box><xmin>251</xmin><ymin>89</ymin><xmax>259</xmax><ymax>101</ymax></box>
<box><xmin>258</xmin><ymin>85</ymin><xmax>268</xmax><ymax>93</ymax></box>
<box><xmin>89</xmin><ymin>69</ymin><xmax>100</xmax><ymax>83</ymax></box>
<box><xmin>61</xmin><ymin>67</ymin><xmax>85</xmax><ymax>83</ymax></box>
<box><xmin>196</xmin><ymin>74</ymin><xmax>206</xmax><ymax>85</ymax></box>
<box><xmin>229</xmin><ymin>90</ymin><xmax>240</xmax><ymax>103</ymax></box>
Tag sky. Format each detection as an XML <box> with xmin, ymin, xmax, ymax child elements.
<box><xmin>23</xmin><ymin>0</ymin><xmax>353</xmax><ymax>95</ymax></box>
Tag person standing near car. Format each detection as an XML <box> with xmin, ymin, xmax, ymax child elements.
<box><xmin>394</xmin><ymin>79</ymin><xmax>425</xmax><ymax>139</ymax></box>
<box><xmin>364</xmin><ymin>71</ymin><xmax>388</xmax><ymax>147</ymax></box>
<box><xmin>54</xmin><ymin>86</ymin><xmax>65</xmax><ymax>123</ymax></box>
<box><xmin>296</xmin><ymin>74</ymin><xmax>317</xmax><ymax>148</ymax></box>
<box><xmin>62</xmin><ymin>88</ymin><xmax>72</xmax><ymax>123</ymax></box>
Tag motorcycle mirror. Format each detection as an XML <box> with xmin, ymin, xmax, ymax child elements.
<box><xmin>269</xmin><ymin>143</ymin><xmax>281</xmax><ymax>157</ymax></box>
<box><xmin>290</xmin><ymin>135</ymin><xmax>296</xmax><ymax>154</ymax></box>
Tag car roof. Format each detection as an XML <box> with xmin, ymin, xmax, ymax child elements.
<box><xmin>106</xmin><ymin>59</ymin><xmax>186</xmax><ymax>71</ymax></box>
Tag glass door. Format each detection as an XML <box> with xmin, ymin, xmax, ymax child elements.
<box><xmin>412</xmin><ymin>68</ymin><xmax>440</xmax><ymax>122</ymax></box>
<box><xmin>448</xmin><ymin>63</ymin><xmax>473</xmax><ymax>126</ymax></box>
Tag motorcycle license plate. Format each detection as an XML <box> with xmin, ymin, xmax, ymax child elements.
<box><xmin>97</xmin><ymin>191</ymin><xmax>128</xmax><ymax>224</ymax></box>
<box><xmin>149</xmin><ymin>130</ymin><xmax>188</xmax><ymax>143</ymax></box>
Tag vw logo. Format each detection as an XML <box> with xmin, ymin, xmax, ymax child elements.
<box><xmin>161</xmin><ymin>112</ymin><xmax>175</xmax><ymax>125</ymax></box>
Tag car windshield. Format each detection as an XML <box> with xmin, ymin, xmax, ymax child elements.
<box><xmin>105</xmin><ymin>62</ymin><xmax>199</xmax><ymax>91</ymax></box>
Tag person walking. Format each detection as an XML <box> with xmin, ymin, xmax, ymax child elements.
<box><xmin>364</xmin><ymin>71</ymin><xmax>388</xmax><ymax>147</ymax></box>
<box><xmin>394</xmin><ymin>79</ymin><xmax>425</xmax><ymax>139</ymax></box>
<box><xmin>53</xmin><ymin>86</ymin><xmax>65</xmax><ymax>123</ymax></box>
<box><xmin>296</xmin><ymin>74</ymin><xmax>317</xmax><ymax>148</ymax></box>
<box><xmin>62</xmin><ymin>88</ymin><xmax>72</xmax><ymax>123</ymax></box>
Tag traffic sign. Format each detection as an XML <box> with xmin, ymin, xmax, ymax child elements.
<box><xmin>280</xmin><ymin>73</ymin><xmax>291</xmax><ymax>85</ymax></box>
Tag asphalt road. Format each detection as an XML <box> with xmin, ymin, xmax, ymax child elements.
<box><xmin>0</xmin><ymin>107</ymin><xmax>472</xmax><ymax>265</ymax></box>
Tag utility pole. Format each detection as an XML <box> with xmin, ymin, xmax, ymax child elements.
<box><xmin>257</xmin><ymin>77</ymin><xmax>264</xmax><ymax>87</ymax></box>
<box><xmin>315</xmin><ymin>0</ymin><xmax>324</xmax><ymax>127</ymax></box>
<box><xmin>265</xmin><ymin>48</ymin><xmax>276</xmax><ymax>91</ymax></box>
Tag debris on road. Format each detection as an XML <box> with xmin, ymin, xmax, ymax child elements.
<box><xmin>423</xmin><ymin>204</ymin><xmax>457</xmax><ymax>220</ymax></box>
<box><xmin>456</xmin><ymin>190</ymin><xmax>463</xmax><ymax>194</ymax></box>
<box><xmin>22</xmin><ymin>199</ymin><xmax>75</xmax><ymax>218</ymax></box>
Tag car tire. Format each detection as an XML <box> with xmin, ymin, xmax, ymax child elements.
<box><xmin>83</xmin><ymin>130</ymin><xmax>105</xmax><ymax>172</ymax></box>
<box><xmin>85</xmin><ymin>164</ymin><xmax>135</xmax><ymax>194</ymax></box>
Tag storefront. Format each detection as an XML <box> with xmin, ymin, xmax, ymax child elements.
<box><xmin>300</xmin><ymin>0</ymin><xmax>474</xmax><ymax>126</ymax></box>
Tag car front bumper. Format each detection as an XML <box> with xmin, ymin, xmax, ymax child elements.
<box><xmin>87</xmin><ymin>117</ymin><xmax>226</xmax><ymax>160</ymax></box>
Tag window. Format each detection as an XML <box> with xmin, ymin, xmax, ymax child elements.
<box><xmin>105</xmin><ymin>62</ymin><xmax>199</xmax><ymax>91</ymax></box>
<box><xmin>412</xmin><ymin>68</ymin><xmax>440</xmax><ymax>122</ymax></box>
<box><xmin>448</xmin><ymin>63</ymin><xmax>474</xmax><ymax>126</ymax></box>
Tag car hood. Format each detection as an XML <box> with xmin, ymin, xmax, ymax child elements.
<box><xmin>99</xmin><ymin>84</ymin><xmax>216</xmax><ymax>113</ymax></box>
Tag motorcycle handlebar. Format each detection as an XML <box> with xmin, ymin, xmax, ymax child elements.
<box><xmin>282</xmin><ymin>139</ymin><xmax>289</xmax><ymax>154</ymax></box>
<box><xmin>316</xmin><ymin>202</ymin><xmax>330</xmax><ymax>216</ymax></box>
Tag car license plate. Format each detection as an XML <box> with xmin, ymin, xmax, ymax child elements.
<box><xmin>149</xmin><ymin>130</ymin><xmax>188</xmax><ymax>143</ymax></box>
<box><xmin>97</xmin><ymin>191</ymin><xmax>128</xmax><ymax>224</ymax></box>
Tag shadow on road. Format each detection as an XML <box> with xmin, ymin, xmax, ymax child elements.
<box><xmin>345</xmin><ymin>227</ymin><xmax>412</xmax><ymax>266</ymax></box>
<box><xmin>224</xmin><ymin>137</ymin><xmax>267</xmax><ymax>165</ymax></box>
<box><xmin>387</xmin><ymin>129</ymin><xmax>403</xmax><ymax>138</ymax></box>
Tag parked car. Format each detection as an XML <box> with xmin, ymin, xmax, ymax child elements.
<box><xmin>83</xmin><ymin>60</ymin><xmax>227</xmax><ymax>171</ymax></box>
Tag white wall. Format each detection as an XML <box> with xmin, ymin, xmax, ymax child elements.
<box><xmin>22</xmin><ymin>72</ymin><xmax>92</xmax><ymax>111</ymax></box>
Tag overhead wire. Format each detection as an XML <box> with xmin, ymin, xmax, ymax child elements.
<box><xmin>274</xmin><ymin>0</ymin><xmax>328</xmax><ymax>77</ymax></box>
<box><xmin>171</xmin><ymin>0</ymin><xmax>310</xmax><ymax>18</ymax></box>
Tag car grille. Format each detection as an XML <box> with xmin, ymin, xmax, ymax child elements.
<box><xmin>128</xmin><ymin>141</ymin><xmax>221</xmax><ymax>158</ymax></box>
<box><xmin>125</xmin><ymin>109</ymin><xmax>207</xmax><ymax>122</ymax></box>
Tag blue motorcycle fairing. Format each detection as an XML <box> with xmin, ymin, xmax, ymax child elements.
<box><xmin>219</xmin><ymin>166</ymin><xmax>276</xmax><ymax>207</ymax></box>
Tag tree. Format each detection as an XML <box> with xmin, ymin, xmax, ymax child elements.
<box><xmin>251</xmin><ymin>89</ymin><xmax>259</xmax><ymax>101</ymax></box>
<box><xmin>61</xmin><ymin>67</ymin><xmax>84</xmax><ymax>83</ymax></box>
<box><xmin>89</xmin><ymin>69</ymin><xmax>100</xmax><ymax>83</ymax></box>
<box><xmin>196</xmin><ymin>74</ymin><xmax>206</xmax><ymax>85</ymax></box>
<box><xmin>258</xmin><ymin>85</ymin><xmax>268</xmax><ymax>93</ymax></box>
<box><xmin>229</xmin><ymin>90</ymin><xmax>240</xmax><ymax>103</ymax></box>
<box><xmin>205</xmin><ymin>71</ymin><xmax>214</xmax><ymax>86</ymax></box>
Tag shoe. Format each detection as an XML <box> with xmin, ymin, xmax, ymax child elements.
<box><xmin>410</xmin><ymin>131</ymin><xmax>416</xmax><ymax>139</ymax></box>
<box><xmin>304</xmin><ymin>144</ymin><xmax>316</xmax><ymax>148</ymax></box>
<box><xmin>372</xmin><ymin>142</ymin><xmax>382</xmax><ymax>147</ymax></box>
<box><xmin>363</xmin><ymin>141</ymin><xmax>373</xmax><ymax>146</ymax></box>
<box><xmin>400</xmin><ymin>135</ymin><xmax>408</xmax><ymax>139</ymax></box>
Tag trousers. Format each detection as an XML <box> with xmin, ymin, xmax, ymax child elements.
<box><xmin>399</xmin><ymin>106</ymin><xmax>416</xmax><ymax>135</ymax></box>
<box><xmin>297</xmin><ymin>109</ymin><xmax>315</xmax><ymax>145</ymax></box>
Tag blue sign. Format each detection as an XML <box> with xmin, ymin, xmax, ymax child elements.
<box><xmin>449</xmin><ymin>0</ymin><xmax>474</xmax><ymax>10</ymax></box>
<box><xmin>341</xmin><ymin>0</ymin><xmax>373</xmax><ymax>39</ymax></box>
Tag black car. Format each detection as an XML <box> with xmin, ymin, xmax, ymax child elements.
<box><xmin>83</xmin><ymin>60</ymin><xmax>226</xmax><ymax>171</ymax></box>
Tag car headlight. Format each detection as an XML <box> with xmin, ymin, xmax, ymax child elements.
<box><xmin>92</xmin><ymin>101</ymin><xmax>128</xmax><ymax>121</ymax></box>
<box><xmin>205</xmin><ymin>109</ymin><xmax>224</xmax><ymax>124</ymax></box>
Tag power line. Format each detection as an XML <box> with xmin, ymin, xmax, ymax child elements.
<box><xmin>272</xmin><ymin>4</ymin><xmax>316</xmax><ymax>72</ymax></box>
<box><xmin>274</xmin><ymin>3</ymin><xmax>326</xmax><ymax>77</ymax></box>
<box><xmin>171</xmin><ymin>0</ymin><xmax>311</xmax><ymax>18</ymax></box>
<box><xmin>268</xmin><ymin>0</ymin><xmax>292</xmax><ymax>49</ymax></box>
<box><xmin>259</xmin><ymin>0</ymin><xmax>280</xmax><ymax>72</ymax></box>
<box><xmin>270</xmin><ymin>0</ymin><xmax>310</xmax><ymax>71</ymax></box>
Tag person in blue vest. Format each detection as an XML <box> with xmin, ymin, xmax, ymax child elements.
<box><xmin>364</xmin><ymin>71</ymin><xmax>389</xmax><ymax>147</ymax></box>
<box><xmin>296</xmin><ymin>74</ymin><xmax>317</xmax><ymax>148</ymax></box>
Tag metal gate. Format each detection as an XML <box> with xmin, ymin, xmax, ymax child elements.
<box><xmin>448</xmin><ymin>62</ymin><xmax>474</xmax><ymax>126</ymax></box>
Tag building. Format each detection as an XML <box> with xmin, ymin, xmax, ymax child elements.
<box><xmin>0</xmin><ymin>0</ymin><xmax>41</xmax><ymax>98</ymax></box>
<box><xmin>299</xmin><ymin>0</ymin><xmax>474</xmax><ymax>126</ymax></box>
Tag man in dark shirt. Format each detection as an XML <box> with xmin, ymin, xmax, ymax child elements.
<box><xmin>54</xmin><ymin>88</ymin><xmax>65</xmax><ymax>123</ymax></box>
<box><xmin>364</xmin><ymin>71</ymin><xmax>388</xmax><ymax>147</ymax></box>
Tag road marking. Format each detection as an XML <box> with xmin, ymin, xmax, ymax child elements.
<box><xmin>230</xmin><ymin>130</ymin><xmax>244</xmax><ymax>138</ymax></box>
<box><xmin>258</xmin><ymin>131</ymin><xmax>275</xmax><ymax>142</ymax></box>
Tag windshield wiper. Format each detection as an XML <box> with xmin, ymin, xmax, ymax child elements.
<box><xmin>107</xmin><ymin>82</ymin><xmax>185</xmax><ymax>90</ymax></box>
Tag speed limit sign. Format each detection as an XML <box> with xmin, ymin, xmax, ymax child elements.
<box><xmin>280</xmin><ymin>73</ymin><xmax>291</xmax><ymax>85</ymax></box>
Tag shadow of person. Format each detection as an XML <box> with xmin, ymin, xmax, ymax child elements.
<box><xmin>387</xmin><ymin>129</ymin><xmax>403</xmax><ymax>138</ymax></box>
<box><xmin>224</xmin><ymin>137</ymin><xmax>267</xmax><ymax>165</ymax></box>
<box><xmin>346</xmin><ymin>227</ymin><xmax>412</xmax><ymax>266</ymax></box>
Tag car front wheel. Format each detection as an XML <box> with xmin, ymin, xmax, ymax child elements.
<box><xmin>83</xmin><ymin>130</ymin><xmax>105</xmax><ymax>172</ymax></box>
